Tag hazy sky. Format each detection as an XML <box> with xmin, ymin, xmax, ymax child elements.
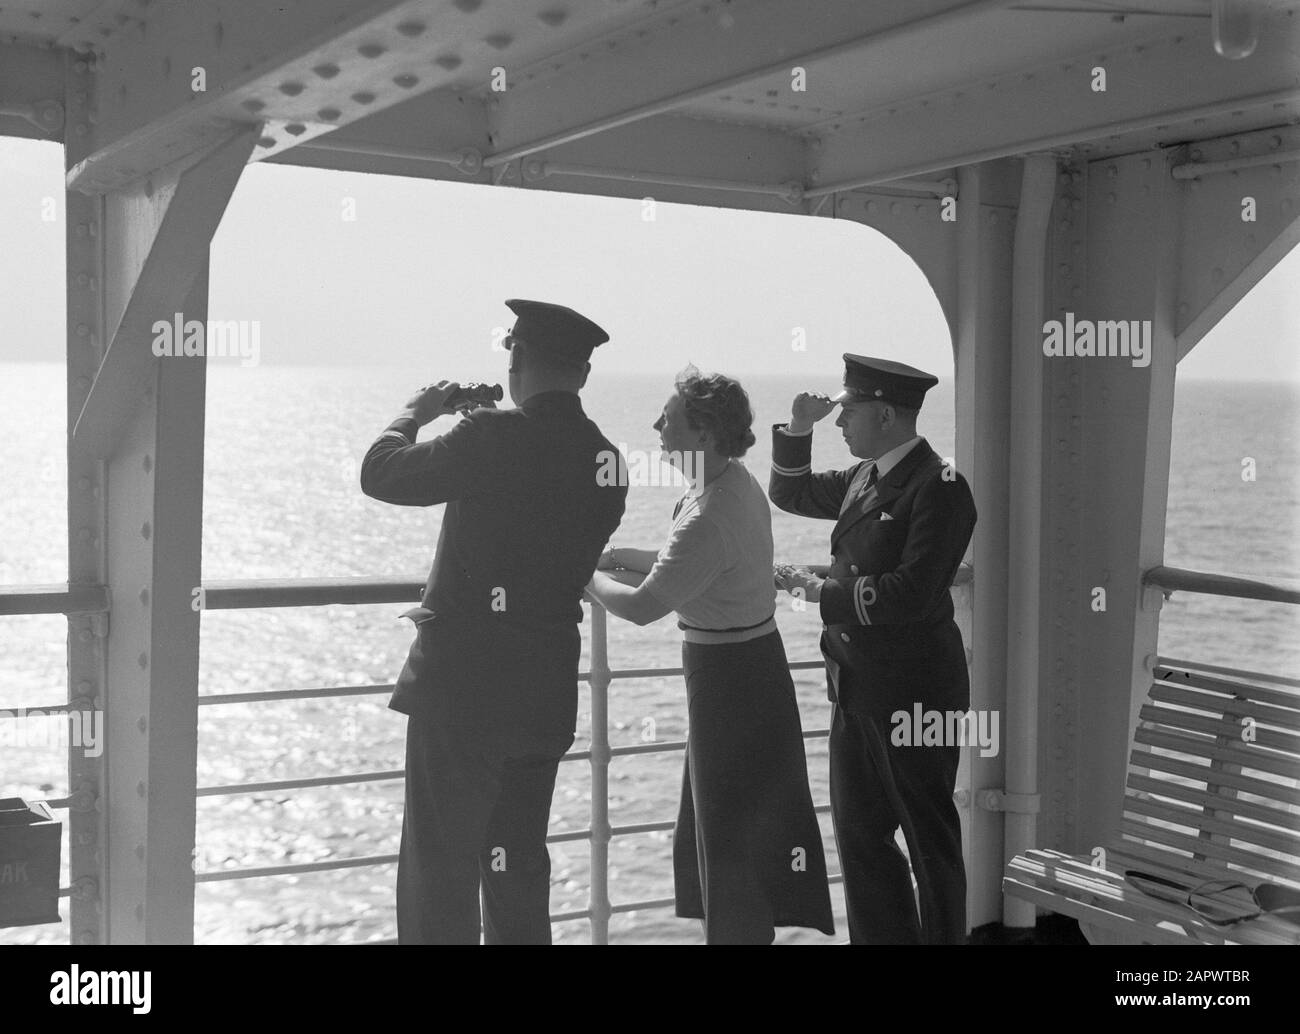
<box><xmin>2</xmin><ymin>136</ymin><xmax>1297</xmax><ymax>382</ymax></box>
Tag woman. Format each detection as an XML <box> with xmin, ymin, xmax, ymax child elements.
<box><xmin>586</xmin><ymin>366</ymin><xmax>834</xmax><ymax>943</ymax></box>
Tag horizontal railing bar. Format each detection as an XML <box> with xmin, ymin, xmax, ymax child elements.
<box><xmin>1</xmin><ymin>565</ymin><xmax>972</xmax><ymax>618</ymax></box>
<box><xmin>611</xmin><ymin>820</ymin><xmax>675</xmax><ymax>837</ymax></box>
<box><xmin>193</xmin><ymin>815</ymin><xmax>690</xmax><ymax>881</ymax></box>
<box><xmin>189</xmin><ymin>729</ymin><xmax>833</xmax><ymax>798</ymax></box>
<box><xmin>548</xmin><ymin>828</ymin><xmax>596</xmax><ymax>845</ymax></box>
<box><xmin>611</xmin><ymin>740</ymin><xmax>686</xmax><ymax>759</ymax></box>
<box><xmin>609</xmin><ymin>896</ymin><xmax>675</xmax><ymax>915</ymax></box>
<box><xmin>549</xmin><ymin>907</ymin><xmax>593</xmax><ymax>923</ymax></box>
<box><xmin>198</xmin><ymin>684</ymin><xmax>393</xmax><ymax>705</ymax></box>
<box><xmin>5</xmin><ymin>702</ymin><xmax>80</xmax><ymax>715</ymax></box>
<box><xmin>197</xmin><ymin>771</ymin><xmax>404</xmax><ymax>797</ymax></box>
<box><xmin>202</xmin><ymin>577</ymin><xmax>424</xmax><ymax>610</ymax></box>
<box><xmin>196</xmin><ymin>853</ymin><xmax>399</xmax><ymax>882</ymax></box>
<box><xmin>607</xmin><ymin>875</ymin><xmax>845</xmax><ymax>918</ymax></box>
<box><xmin>191</xmin><ymin>798</ymin><xmax>837</xmax><ymax>874</ymax></box>
<box><xmin>193</xmin><ymin>800</ymin><xmax>837</xmax><ymax>882</ymax></box>
<box><xmin>605</xmin><ymin>659</ymin><xmax>826</xmax><ymax>680</ymax></box>
<box><xmin>0</xmin><ymin>583</ymin><xmax>109</xmax><ymax>616</ymax></box>
<box><xmin>195</xmin><ymin>664</ymin><xmax>833</xmax><ymax>710</ymax></box>
<box><xmin>1157</xmin><ymin>656</ymin><xmax>1300</xmax><ymax>689</ymax></box>
<box><xmin>1144</xmin><ymin>565</ymin><xmax>1300</xmax><ymax>605</ymax></box>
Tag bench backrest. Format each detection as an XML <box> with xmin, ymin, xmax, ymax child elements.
<box><xmin>1117</xmin><ymin>663</ymin><xmax>1300</xmax><ymax>890</ymax></box>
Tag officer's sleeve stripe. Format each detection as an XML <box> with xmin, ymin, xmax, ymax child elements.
<box><xmin>379</xmin><ymin>429</ymin><xmax>412</xmax><ymax>444</ymax></box>
<box><xmin>854</xmin><ymin>580</ymin><xmax>873</xmax><ymax>625</ymax></box>
<box><xmin>771</xmin><ymin>461</ymin><xmax>812</xmax><ymax>477</ymax></box>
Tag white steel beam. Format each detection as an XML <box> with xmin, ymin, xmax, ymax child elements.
<box><xmin>0</xmin><ymin>40</ymin><xmax>64</xmax><ymax>142</ymax></box>
<box><xmin>1043</xmin><ymin>148</ymin><xmax>1184</xmax><ymax>858</ymax></box>
<box><xmin>72</xmin><ymin>126</ymin><xmax>257</xmax><ymax>459</ymax></box>
<box><xmin>484</xmin><ymin>0</ymin><xmax>1018</xmax><ymax>166</ymax></box>
<box><xmin>1173</xmin><ymin>124</ymin><xmax>1300</xmax><ymax>361</ymax></box>
<box><xmin>951</xmin><ymin>160</ymin><xmax>1019</xmax><ymax>932</ymax></box>
<box><xmin>101</xmin><ymin>263</ymin><xmax>210</xmax><ymax>945</ymax></box>
<box><xmin>1002</xmin><ymin>154</ymin><xmax>1057</xmax><ymax>929</ymax></box>
<box><xmin>64</xmin><ymin>62</ymin><xmax>109</xmax><ymax>944</ymax></box>
<box><xmin>62</xmin><ymin>0</ymin><xmax>417</xmax><ymax>191</ymax></box>
<box><xmin>810</xmin><ymin>13</ymin><xmax>1300</xmax><ymax>196</ymax></box>
<box><xmin>280</xmin><ymin>109</ymin><xmax>812</xmax><ymax>216</ymax></box>
<box><xmin>62</xmin><ymin>0</ymin><xmax>723</xmax><ymax>193</ymax></box>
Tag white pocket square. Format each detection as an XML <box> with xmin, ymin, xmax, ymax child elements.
<box><xmin>879</xmin><ymin>512</ymin><xmax>894</xmax><ymax>521</ymax></box>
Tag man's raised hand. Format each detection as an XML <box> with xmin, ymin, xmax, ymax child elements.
<box><xmin>401</xmin><ymin>380</ymin><xmax>461</xmax><ymax>427</ymax></box>
<box><xmin>788</xmin><ymin>392</ymin><xmax>837</xmax><ymax>434</ymax></box>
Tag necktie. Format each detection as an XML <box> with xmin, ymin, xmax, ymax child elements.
<box><xmin>839</xmin><ymin>462</ymin><xmax>878</xmax><ymax>518</ymax></box>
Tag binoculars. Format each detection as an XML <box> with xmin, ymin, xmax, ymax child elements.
<box><xmin>446</xmin><ymin>382</ymin><xmax>504</xmax><ymax>411</ymax></box>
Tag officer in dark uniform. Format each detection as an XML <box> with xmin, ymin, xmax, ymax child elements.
<box><xmin>360</xmin><ymin>299</ymin><xmax>627</xmax><ymax>944</ymax></box>
<box><xmin>768</xmin><ymin>354</ymin><xmax>976</xmax><ymax>944</ymax></box>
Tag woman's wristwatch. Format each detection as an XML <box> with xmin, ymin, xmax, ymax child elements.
<box><xmin>606</xmin><ymin>547</ymin><xmax>626</xmax><ymax>571</ymax></box>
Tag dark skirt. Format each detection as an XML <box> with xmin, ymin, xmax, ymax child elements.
<box><xmin>673</xmin><ymin>629</ymin><xmax>835</xmax><ymax>942</ymax></box>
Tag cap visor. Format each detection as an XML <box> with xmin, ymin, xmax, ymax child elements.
<box><xmin>829</xmin><ymin>388</ymin><xmax>857</xmax><ymax>404</ymax></box>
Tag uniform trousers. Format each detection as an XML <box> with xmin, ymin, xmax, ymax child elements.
<box><xmin>396</xmin><ymin>713</ymin><xmax>568</xmax><ymax>944</ymax></box>
<box><xmin>829</xmin><ymin>703</ymin><xmax>966</xmax><ymax>944</ymax></box>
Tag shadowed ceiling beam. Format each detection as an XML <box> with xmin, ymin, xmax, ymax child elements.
<box><xmin>72</xmin><ymin>126</ymin><xmax>258</xmax><ymax>459</ymax></box>
<box><xmin>483</xmin><ymin>0</ymin><xmax>1020</xmax><ymax>167</ymax></box>
<box><xmin>63</xmin><ymin>0</ymin><xmax>422</xmax><ymax>193</ymax></box>
<box><xmin>808</xmin><ymin>12</ymin><xmax>1300</xmax><ymax>195</ymax></box>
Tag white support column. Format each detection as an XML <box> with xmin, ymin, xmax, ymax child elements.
<box><xmin>953</xmin><ymin>161</ymin><xmax>1017</xmax><ymax>931</ymax></box>
<box><xmin>64</xmin><ymin>51</ymin><xmax>109</xmax><ymax>946</ymax></box>
<box><xmin>1002</xmin><ymin>154</ymin><xmax>1057</xmax><ymax>928</ymax></box>
<box><xmin>1046</xmin><ymin>149</ymin><xmax>1184</xmax><ymax>854</ymax></box>
<box><xmin>70</xmin><ymin>128</ymin><xmax>252</xmax><ymax>944</ymax></box>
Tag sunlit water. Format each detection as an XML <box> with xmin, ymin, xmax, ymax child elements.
<box><xmin>2</xmin><ymin>364</ymin><xmax>1297</xmax><ymax>943</ymax></box>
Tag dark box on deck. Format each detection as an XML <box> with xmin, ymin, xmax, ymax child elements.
<box><xmin>0</xmin><ymin>798</ymin><xmax>62</xmax><ymax>927</ymax></box>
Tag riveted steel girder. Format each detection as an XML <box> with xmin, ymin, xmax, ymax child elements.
<box><xmin>0</xmin><ymin>40</ymin><xmax>65</xmax><ymax>140</ymax></box>
<box><xmin>99</xmin><ymin>263</ymin><xmax>210</xmax><ymax>945</ymax></box>
<box><xmin>483</xmin><ymin>0</ymin><xmax>1019</xmax><ymax>166</ymax></box>
<box><xmin>1040</xmin><ymin>149</ymin><xmax>1184</xmax><ymax>857</ymax></box>
<box><xmin>1174</xmin><ymin>124</ymin><xmax>1300</xmax><ymax>360</ymax></box>
<box><xmin>62</xmin><ymin>0</ymin><xmax>734</xmax><ymax>193</ymax></box>
<box><xmin>73</xmin><ymin>126</ymin><xmax>257</xmax><ymax>458</ymax></box>
<box><xmin>812</xmin><ymin>10</ymin><xmax>1300</xmax><ymax>194</ymax></box>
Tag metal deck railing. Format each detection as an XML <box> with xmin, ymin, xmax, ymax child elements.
<box><xmin>7</xmin><ymin>561</ymin><xmax>1300</xmax><ymax>943</ymax></box>
<box><xmin>183</xmin><ymin>583</ymin><xmax>849</xmax><ymax>944</ymax></box>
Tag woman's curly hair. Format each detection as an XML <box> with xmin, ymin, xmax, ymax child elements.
<box><xmin>674</xmin><ymin>364</ymin><xmax>757</xmax><ymax>459</ymax></box>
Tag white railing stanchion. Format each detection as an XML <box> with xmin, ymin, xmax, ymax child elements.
<box><xmin>587</xmin><ymin>602</ymin><xmax>614</xmax><ymax>945</ymax></box>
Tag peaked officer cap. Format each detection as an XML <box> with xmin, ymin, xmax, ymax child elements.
<box><xmin>504</xmin><ymin>299</ymin><xmax>609</xmax><ymax>366</ymax></box>
<box><xmin>831</xmin><ymin>354</ymin><xmax>939</xmax><ymax>409</ymax></box>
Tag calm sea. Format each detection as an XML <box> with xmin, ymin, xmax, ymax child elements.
<box><xmin>2</xmin><ymin>363</ymin><xmax>1298</xmax><ymax>944</ymax></box>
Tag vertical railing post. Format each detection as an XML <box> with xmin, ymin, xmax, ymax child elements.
<box><xmin>587</xmin><ymin>602</ymin><xmax>613</xmax><ymax>945</ymax></box>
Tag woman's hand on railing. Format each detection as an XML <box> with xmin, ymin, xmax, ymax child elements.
<box><xmin>774</xmin><ymin>563</ymin><xmax>825</xmax><ymax>602</ymax></box>
<box><xmin>597</xmin><ymin>546</ymin><xmax>659</xmax><ymax>575</ymax></box>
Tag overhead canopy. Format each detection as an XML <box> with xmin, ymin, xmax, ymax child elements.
<box><xmin>0</xmin><ymin>0</ymin><xmax>1296</xmax><ymax>205</ymax></box>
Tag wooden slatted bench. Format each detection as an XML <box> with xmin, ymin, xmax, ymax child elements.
<box><xmin>1004</xmin><ymin>661</ymin><xmax>1300</xmax><ymax>945</ymax></box>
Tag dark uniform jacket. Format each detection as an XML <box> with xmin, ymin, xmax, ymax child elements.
<box><xmin>769</xmin><ymin>429</ymin><xmax>976</xmax><ymax>719</ymax></box>
<box><xmin>361</xmin><ymin>391</ymin><xmax>627</xmax><ymax>754</ymax></box>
